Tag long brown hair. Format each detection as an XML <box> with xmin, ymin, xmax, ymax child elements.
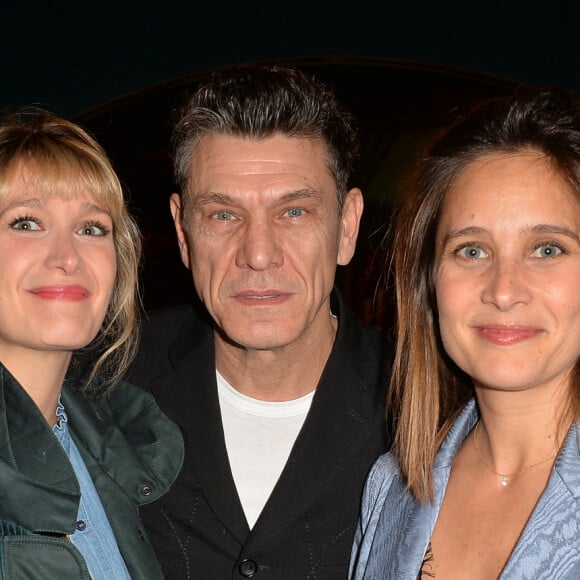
<box><xmin>388</xmin><ymin>85</ymin><xmax>580</xmax><ymax>501</ymax></box>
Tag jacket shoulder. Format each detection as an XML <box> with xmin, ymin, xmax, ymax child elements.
<box><xmin>336</xmin><ymin>301</ymin><xmax>394</xmax><ymax>396</ymax></box>
<box><xmin>140</xmin><ymin>303</ymin><xmax>203</xmax><ymax>345</ymax></box>
<box><xmin>126</xmin><ymin>303</ymin><xmax>211</xmax><ymax>389</ymax></box>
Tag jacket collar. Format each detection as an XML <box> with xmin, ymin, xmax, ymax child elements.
<box><xmin>0</xmin><ymin>364</ymin><xmax>183</xmax><ymax>535</ymax></box>
<box><xmin>0</xmin><ymin>365</ymin><xmax>80</xmax><ymax>533</ymax></box>
<box><xmin>61</xmin><ymin>381</ymin><xmax>184</xmax><ymax>506</ymax></box>
<box><xmin>373</xmin><ymin>401</ymin><xmax>580</xmax><ymax>578</ymax></box>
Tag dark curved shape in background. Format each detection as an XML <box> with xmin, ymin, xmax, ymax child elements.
<box><xmin>74</xmin><ymin>55</ymin><xmax>519</xmax><ymax>334</ymax></box>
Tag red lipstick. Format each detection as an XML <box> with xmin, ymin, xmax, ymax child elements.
<box><xmin>29</xmin><ymin>285</ymin><xmax>90</xmax><ymax>302</ymax></box>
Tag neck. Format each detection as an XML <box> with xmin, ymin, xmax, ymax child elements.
<box><xmin>473</xmin><ymin>383</ymin><xmax>571</xmax><ymax>477</ymax></box>
<box><xmin>215</xmin><ymin>315</ymin><xmax>337</xmax><ymax>401</ymax></box>
<box><xmin>0</xmin><ymin>347</ymin><xmax>72</xmax><ymax>426</ymax></box>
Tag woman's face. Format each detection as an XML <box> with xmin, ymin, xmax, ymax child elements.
<box><xmin>435</xmin><ymin>151</ymin><xmax>580</xmax><ymax>395</ymax></box>
<box><xmin>0</xmin><ymin>163</ymin><xmax>117</xmax><ymax>360</ymax></box>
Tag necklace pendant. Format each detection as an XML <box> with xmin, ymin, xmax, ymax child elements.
<box><xmin>500</xmin><ymin>476</ymin><xmax>509</xmax><ymax>487</ymax></box>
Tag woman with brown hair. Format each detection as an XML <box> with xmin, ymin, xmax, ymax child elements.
<box><xmin>350</xmin><ymin>85</ymin><xmax>580</xmax><ymax>578</ymax></box>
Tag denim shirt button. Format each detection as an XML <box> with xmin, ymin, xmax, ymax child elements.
<box><xmin>76</xmin><ymin>520</ymin><xmax>87</xmax><ymax>531</ymax></box>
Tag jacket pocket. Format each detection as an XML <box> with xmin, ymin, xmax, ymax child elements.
<box><xmin>3</xmin><ymin>535</ymin><xmax>91</xmax><ymax>579</ymax></box>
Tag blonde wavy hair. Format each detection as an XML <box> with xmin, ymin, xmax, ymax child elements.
<box><xmin>0</xmin><ymin>108</ymin><xmax>142</xmax><ymax>392</ymax></box>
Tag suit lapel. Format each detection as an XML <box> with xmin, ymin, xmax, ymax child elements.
<box><xmin>152</xmin><ymin>318</ymin><xmax>250</xmax><ymax>544</ymax></box>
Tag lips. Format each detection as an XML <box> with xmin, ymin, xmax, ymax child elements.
<box><xmin>474</xmin><ymin>325</ymin><xmax>543</xmax><ymax>345</ymax></box>
<box><xmin>28</xmin><ymin>285</ymin><xmax>90</xmax><ymax>302</ymax></box>
<box><xmin>233</xmin><ymin>290</ymin><xmax>291</xmax><ymax>306</ymax></box>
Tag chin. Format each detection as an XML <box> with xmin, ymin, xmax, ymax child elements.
<box><xmin>226</xmin><ymin>328</ymin><xmax>297</xmax><ymax>351</ymax></box>
<box><xmin>473</xmin><ymin>372</ymin><xmax>540</xmax><ymax>392</ymax></box>
<box><xmin>40</xmin><ymin>330</ymin><xmax>101</xmax><ymax>351</ymax></box>
<box><xmin>237</xmin><ymin>337</ymin><xmax>292</xmax><ymax>351</ymax></box>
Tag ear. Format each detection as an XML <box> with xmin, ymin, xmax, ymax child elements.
<box><xmin>337</xmin><ymin>187</ymin><xmax>364</xmax><ymax>266</ymax></box>
<box><xmin>170</xmin><ymin>193</ymin><xmax>191</xmax><ymax>270</ymax></box>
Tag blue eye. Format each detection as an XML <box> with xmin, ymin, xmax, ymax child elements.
<box><xmin>285</xmin><ymin>208</ymin><xmax>304</xmax><ymax>218</ymax></box>
<box><xmin>456</xmin><ymin>245</ymin><xmax>488</xmax><ymax>259</ymax></box>
<box><xmin>10</xmin><ymin>217</ymin><xmax>40</xmax><ymax>231</ymax></box>
<box><xmin>214</xmin><ymin>211</ymin><xmax>234</xmax><ymax>221</ymax></box>
<box><xmin>531</xmin><ymin>243</ymin><xmax>564</xmax><ymax>258</ymax></box>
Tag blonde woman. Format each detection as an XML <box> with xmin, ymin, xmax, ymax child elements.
<box><xmin>0</xmin><ymin>110</ymin><xmax>183</xmax><ymax>579</ymax></box>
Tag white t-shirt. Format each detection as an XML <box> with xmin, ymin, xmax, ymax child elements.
<box><xmin>217</xmin><ymin>371</ymin><xmax>314</xmax><ymax>529</ymax></box>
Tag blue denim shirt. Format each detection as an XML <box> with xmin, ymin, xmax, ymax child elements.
<box><xmin>53</xmin><ymin>401</ymin><xmax>131</xmax><ymax>580</ymax></box>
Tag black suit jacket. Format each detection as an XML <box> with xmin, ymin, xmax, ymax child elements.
<box><xmin>127</xmin><ymin>289</ymin><xmax>392</xmax><ymax>579</ymax></box>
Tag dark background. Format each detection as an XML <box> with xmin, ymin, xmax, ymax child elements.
<box><xmin>2</xmin><ymin>2</ymin><xmax>578</xmax><ymax>117</ymax></box>
<box><xmin>3</xmin><ymin>2</ymin><xmax>578</xmax><ymax>330</ymax></box>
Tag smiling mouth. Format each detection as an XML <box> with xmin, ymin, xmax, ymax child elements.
<box><xmin>29</xmin><ymin>286</ymin><xmax>90</xmax><ymax>301</ymax></box>
<box><xmin>475</xmin><ymin>326</ymin><xmax>543</xmax><ymax>345</ymax></box>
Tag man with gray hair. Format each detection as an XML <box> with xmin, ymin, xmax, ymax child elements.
<box><xmin>128</xmin><ymin>64</ymin><xmax>392</xmax><ymax>579</ymax></box>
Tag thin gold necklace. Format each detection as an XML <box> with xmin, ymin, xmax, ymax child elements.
<box><xmin>472</xmin><ymin>421</ymin><xmax>557</xmax><ymax>487</ymax></box>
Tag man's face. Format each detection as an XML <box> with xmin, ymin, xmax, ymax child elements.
<box><xmin>171</xmin><ymin>134</ymin><xmax>362</xmax><ymax>353</ymax></box>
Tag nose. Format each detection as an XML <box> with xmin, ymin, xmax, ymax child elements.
<box><xmin>481</xmin><ymin>260</ymin><xmax>531</xmax><ymax>310</ymax></box>
<box><xmin>235</xmin><ymin>219</ymin><xmax>283</xmax><ymax>271</ymax></box>
<box><xmin>44</xmin><ymin>232</ymin><xmax>82</xmax><ymax>274</ymax></box>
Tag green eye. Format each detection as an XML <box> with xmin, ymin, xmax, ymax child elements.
<box><xmin>78</xmin><ymin>222</ymin><xmax>109</xmax><ymax>236</ymax></box>
<box><xmin>10</xmin><ymin>218</ymin><xmax>40</xmax><ymax>231</ymax></box>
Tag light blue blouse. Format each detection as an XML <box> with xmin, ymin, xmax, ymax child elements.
<box><xmin>350</xmin><ymin>399</ymin><xmax>580</xmax><ymax>579</ymax></box>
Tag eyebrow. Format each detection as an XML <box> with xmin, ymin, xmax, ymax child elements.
<box><xmin>190</xmin><ymin>188</ymin><xmax>325</xmax><ymax>207</ymax></box>
<box><xmin>0</xmin><ymin>198</ymin><xmax>111</xmax><ymax>216</ymax></box>
<box><xmin>442</xmin><ymin>224</ymin><xmax>580</xmax><ymax>245</ymax></box>
<box><xmin>82</xmin><ymin>202</ymin><xmax>112</xmax><ymax>216</ymax></box>
<box><xmin>441</xmin><ymin>227</ymin><xmax>487</xmax><ymax>245</ymax></box>
<box><xmin>1</xmin><ymin>197</ymin><xmax>43</xmax><ymax>211</ymax></box>
<box><xmin>531</xmin><ymin>224</ymin><xmax>580</xmax><ymax>243</ymax></box>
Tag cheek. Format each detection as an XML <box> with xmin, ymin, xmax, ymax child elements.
<box><xmin>435</xmin><ymin>269</ymin><xmax>456</xmax><ymax>319</ymax></box>
<box><xmin>189</xmin><ymin>249</ymin><xmax>228</xmax><ymax>300</ymax></box>
<box><xmin>544</xmin><ymin>269</ymin><xmax>580</xmax><ymax>326</ymax></box>
<box><xmin>435</xmin><ymin>271</ymin><xmax>465</xmax><ymax>345</ymax></box>
<box><xmin>92</xmin><ymin>246</ymin><xmax>117</xmax><ymax>304</ymax></box>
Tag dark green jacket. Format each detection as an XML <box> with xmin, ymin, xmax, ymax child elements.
<box><xmin>0</xmin><ymin>365</ymin><xmax>184</xmax><ymax>579</ymax></box>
